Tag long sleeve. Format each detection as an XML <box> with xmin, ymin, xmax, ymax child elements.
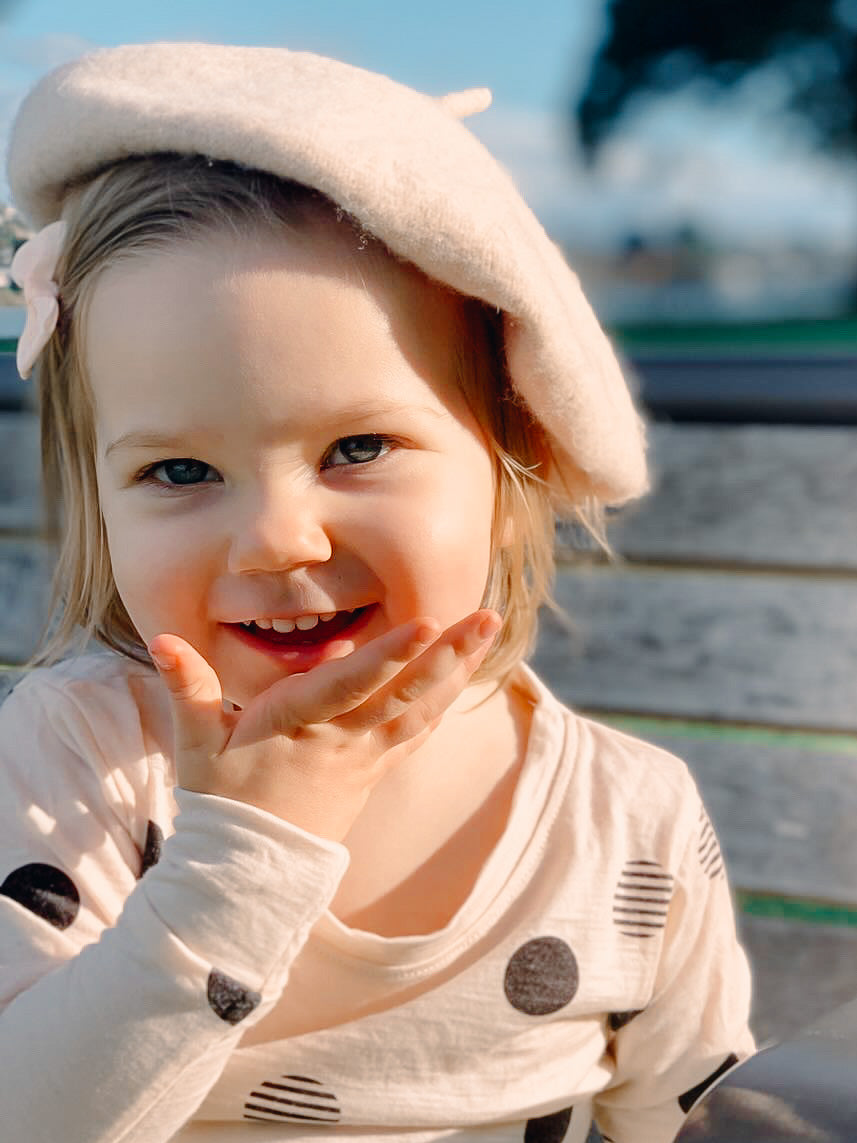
<box><xmin>0</xmin><ymin>664</ymin><xmax>350</xmax><ymax>1143</ymax></box>
<box><xmin>592</xmin><ymin>801</ymin><xmax>755</xmax><ymax>1143</ymax></box>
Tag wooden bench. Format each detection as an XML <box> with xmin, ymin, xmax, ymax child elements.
<box><xmin>2</xmin><ymin>402</ymin><xmax>856</xmax><ymax>1044</ymax></box>
<box><xmin>546</xmin><ymin>421</ymin><xmax>857</xmax><ymax>1043</ymax></box>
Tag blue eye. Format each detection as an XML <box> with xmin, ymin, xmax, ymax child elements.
<box><xmin>324</xmin><ymin>435</ymin><xmax>391</xmax><ymax>467</ymax></box>
<box><xmin>147</xmin><ymin>458</ymin><xmax>219</xmax><ymax>486</ymax></box>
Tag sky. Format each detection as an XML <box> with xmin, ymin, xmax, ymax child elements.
<box><xmin>0</xmin><ymin>0</ymin><xmax>855</xmax><ymax>254</ymax></box>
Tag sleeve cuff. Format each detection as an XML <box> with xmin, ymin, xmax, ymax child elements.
<box><xmin>137</xmin><ymin>787</ymin><xmax>350</xmax><ymax>988</ymax></box>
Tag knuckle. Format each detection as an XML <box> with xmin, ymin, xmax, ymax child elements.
<box><xmin>326</xmin><ymin>672</ymin><xmax>369</xmax><ymax>711</ymax></box>
<box><xmin>384</xmin><ymin>701</ymin><xmax>431</xmax><ymax>745</ymax></box>
<box><xmin>170</xmin><ymin>675</ymin><xmax>209</xmax><ymax>703</ymax></box>
<box><xmin>392</xmin><ymin>678</ymin><xmax>426</xmax><ymax>706</ymax></box>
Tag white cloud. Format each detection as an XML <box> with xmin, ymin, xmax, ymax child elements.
<box><xmin>467</xmin><ymin>100</ymin><xmax>857</xmax><ymax>252</ymax></box>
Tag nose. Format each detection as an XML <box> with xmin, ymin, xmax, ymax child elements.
<box><xmin>226</xmin><ymin>481</ymin><xmax>333</xmax><ymax>575</ymax></box>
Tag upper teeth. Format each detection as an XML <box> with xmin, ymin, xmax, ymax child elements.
<box><xmin>242</xmin><ymin>611</ymin><xmax>338</xmax><ymax>632</ymax></box>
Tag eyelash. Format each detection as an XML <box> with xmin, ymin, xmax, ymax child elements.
<box><xmin>322</xmin><ymin>434</ymin><xmax>394</xmax><ymax>469</ymax></box>
<box><xmin>134</xmin><ymin>434</ymin><xmax>396</xmax><ymax>488</ymax></box>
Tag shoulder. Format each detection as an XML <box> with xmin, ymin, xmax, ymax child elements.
<box><xmin>4</xmin><ymin>649</ymin><xmax>158</xmax><ymax>706</ymax></box>
<box><xmin>0</xmin><ymin>651</ymin><xmax>172</xmax><ymax>769</ymax></box>
<box><xmin>0</xmin><ymin>652</ymin><xmax>176</xmax><ymax>850</ymax></box>
<box><xmin>523</xmin><ymin>667</ymin><xmax>704</xmax><ymax>865</ymax></box>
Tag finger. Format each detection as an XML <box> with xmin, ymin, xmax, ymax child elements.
<box><xmin>335</xmin><ymin>609</ymin><xmax>501</xmax><ymax>733</ymax></box>
<box><xmin>378</xmin><ymin>627</ymin><xmax>498</xmax><ymax>748</ymax></box>
<box><xmin>147</xmin><ymin>634</ymin><xmax>228</xmax><ymax>756</ymax></box>
<box><xmin>262</xmin><ymin>616</ymin><xmax>441</xmax><ymax>731</ymax></box>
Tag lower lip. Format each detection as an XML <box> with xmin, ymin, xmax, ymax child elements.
<box><xmin>225</xmin><ymin>605</ymin><xmax>378</xmax><ymax>672</ymax></box>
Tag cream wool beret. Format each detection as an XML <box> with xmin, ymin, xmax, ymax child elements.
<box><xmin>6</xmin><ymin>41</ymin><xmax>648</xmax><ymax>508</ymax></box>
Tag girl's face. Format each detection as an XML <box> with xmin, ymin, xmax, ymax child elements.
<box><xmin>88</xmin><ymin>225</ymin><xmax>497</xmax><ymax>707</ymax></box>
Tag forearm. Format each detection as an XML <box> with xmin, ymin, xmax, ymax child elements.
<box><xmin>0</xmin><ymin>789</ymin><xmax>349</xmax><ymax>1143</ymax></box>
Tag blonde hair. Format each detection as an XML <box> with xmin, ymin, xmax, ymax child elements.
<box><xmin>29</xmin><ymin>154</ymin><xmax>603</xmax><ymax>683</ymax></box>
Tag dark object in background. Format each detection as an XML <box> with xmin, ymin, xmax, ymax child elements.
<box><xmin>0</xmin><ymin>354</ymin><xmax>30</xmax><ymax>412</ymax></box>
<box><xmin>630</xmin><ymin>353</ymin><xmax>857</xmax><ymax>424</ymax></box>
<box><xmin>6</xmin><ymin>349</ymin><xmax>857</xmax><ymax>423</ymax></box>
<box><xmin>676</xmin><ymin>996</ymin><xmax>857</xmax><ymax>1141</ymax></box>
<box><xmin>575</xmin><ymin>0</ymin><xmax>857</xmax><ymax>162</ymax></box>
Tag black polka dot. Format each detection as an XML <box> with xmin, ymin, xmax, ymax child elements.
<box><xmin>207</xmin><ymin>969</ymin><xmax>261</xmax><ymax>1025</ymax></box>
<box><xmin>678</xmin><ymin>1052</ymin><xmax>740</xmax><ymax>1113</ymax></box>
<box><xmin>139</xmin><ymin>820</ymin><xmax>164</xmax><ymax>877</ymax></box>
<box><xmin>608</xmin><ymin>1009</ymin><xmax>643</xmax><ymax>1032</ymax></box>
<box><xmin>524</xmin><ymin>1106</ymin><xmax>573</xmax><ymax>1143</ymax></box>
<box><xmin>0</xmin><ymin>862</ymin><xmax>80</xmax><ymax>929</ymax></box>
<box><xmin>504</xmin><ymin>937</ymin><xmax>579</xmax><ymax>1015</ymax></box>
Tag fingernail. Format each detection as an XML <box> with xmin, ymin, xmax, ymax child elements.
<box><xmin>148</xmin><ymin>647</ymin><xmax>175</xmax><ymax>672</ymax></box>
<box><xmin>414</xmin><ymin>620</ymin><xmax>440</xmax><ymax>645</ymax></box>
<box><xmin>461</xmin><ymin>615</ymin><xmax>500</xmax><ymax>654</ymax></box>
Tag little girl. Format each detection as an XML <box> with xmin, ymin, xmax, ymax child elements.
<box><xmin>0</xmin><ymin>43</ymin><xmax>753</xmax><ymax>1143</ymax></box>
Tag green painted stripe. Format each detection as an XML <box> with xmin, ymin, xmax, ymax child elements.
<box><xmin>611</xmin><ymin>316</ymin><xmax>857</xmax><ymax>351</ymax></box>
<box><xmin>585</xmin><ymin>712</ymin><xmax>857</xmax><ymax>929</ymax></box>
<box><xmin>1</xmin><ymin>683</ymin><xmax>852</xmax><ymax>926</ymax></box>
<box><xmin>586</xmin><ymin>711</ymin><xmax>857</xmax><ymax>758</ymax></box>
<box><xmin>736</xmin><ymin>890</ymin><xmax>857</xmax><ymax>928</ymax></box>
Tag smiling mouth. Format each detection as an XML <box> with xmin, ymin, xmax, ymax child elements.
<box><xmin>231</xmin><ymin>606</ymin><xmax>373</xmax><ymax>647</ymax></box>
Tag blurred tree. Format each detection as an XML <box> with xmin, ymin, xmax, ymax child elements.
<box><xmin>575</xmin><ymin>0</ymin><xmax>857</xmax><ymax>158</ymax></box>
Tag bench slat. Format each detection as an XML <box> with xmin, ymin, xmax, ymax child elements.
<box><xmin>0</xmin><ymin>413</ymin><xmax>40</xmax><ymax>531</ymax></box>
<box><xmin>593</xmin><ymin>424</ymin><xmax>857</xmax><ymax>569</ymax></box>
<box><xmin>0</xmin><ymin>539</ymin><xmax>52</xmax><ymax>662</ymax></box>
<box><xmin>602</xmin><ymin>720</ymin><xmax>857</xmax><ymax>907</ymax></box>
<box><xmin>534</xmin><ymin>565</ymin><xmax>857</xmax><ymax>730</ymax></box>
<box><xmin>738</xmin><ymin>915</ymin><xmax>857</xmax><ymax>1043</ymax></box>
<box><xmin>9</xmin><ymin>417</ymin><xmax>857</xmax><ymax>568</ymax></box>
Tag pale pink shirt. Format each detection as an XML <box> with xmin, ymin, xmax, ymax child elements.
<box><xmin>0</xmin><ymin>652</ymin><xmax>754</xmax><ymax>1143</ymax></box>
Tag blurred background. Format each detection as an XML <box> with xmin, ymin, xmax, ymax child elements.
<box><xmin>1</xmin><ymin>0</ymin><xmax>857</xmax><ymax>347</ymax></box>
<box><xmin>0</xmin><ymin>0</ymin><xmax>856</xmax><ymax>1054</ymax></box>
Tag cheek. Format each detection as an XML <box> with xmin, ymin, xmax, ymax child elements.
<box><xmin>360</xmin><ymin>459</ymin><xmax>495</xmax><ymax>598</ymax></box>
<box><xmin>101</xmin><ymin>503</ymin><xmax>208</xmax><ymax>630</ymax></box>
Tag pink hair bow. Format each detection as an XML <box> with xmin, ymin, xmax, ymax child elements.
<box><xmin>9</xmin><ymin>219</ymin><xmax>67</xmax><ymax>379</ymax></box>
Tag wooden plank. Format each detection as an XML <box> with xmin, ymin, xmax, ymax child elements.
<box><xmin>10</xmin><ymin>417</ymin><xmax>857</xmax><ymax>569</ymax></box>
<box><xmin>738</xmin><ymin>915</ymin><xmax>857</xmax><ymax>1044</ymax></box>
<box><xmin>0</xmin><ymin>538</ymin><xmax>53</xmax><ymax>662</ymax></box>
<box><xmin>0</xmin><ymin>412</ymin><xmax>41</xmax><ymax>531</ymax></box>
<box><xmin>597</xmin><ymin>718</ymin><xmax>857</xmax><ymax>908</ymax></box>
<box><xmin>631</xmin><ymin>352</ymin><xmax>857</xmax><ymax>424</ymax></box>
<box><xmin>533</xmin><ymin>565</ymin><xmax>857</xmax><ymax>730</ymax></box>
<box><xmin>563</xmin><ymin>424</ymin><xmax>857</xmax><ymax>571</ymax></box>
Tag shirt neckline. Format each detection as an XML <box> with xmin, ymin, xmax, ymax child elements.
<box><xmin>311</xmin><ymin>665</ymin><xmax>573</xmax><ymax>970</ymax></box>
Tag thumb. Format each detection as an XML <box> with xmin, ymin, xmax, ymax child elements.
<box><xmin>147</xmin><ymin>634</ymin><xmax>228</xmax><ymax>757</ymax></box>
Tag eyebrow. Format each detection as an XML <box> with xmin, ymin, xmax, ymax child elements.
<box><xmin>102</xmin><ymin>400</ymin><xmax>446</xmax><ymax>459</ymax></box>
<box><xmin>104</xmin><ymin>432</ymin><xmax>194</xmax><ymax>459</ymax></box>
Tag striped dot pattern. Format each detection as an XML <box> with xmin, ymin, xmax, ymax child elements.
<box><xmin>243</xmin><ymin>1075</ymin><xmax>340</xmax><ymax>1124</ymax></box>
<box><xmin>613</xmin><ymin>860</ymin><xmax>673</xmax><ymax>939</ymax></box>
<box><xmin>698</xmin><ymin>808</ymin><xmax>724</xmax><ymax>879</ymax></box>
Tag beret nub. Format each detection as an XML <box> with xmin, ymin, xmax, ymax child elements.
<box><xmin>6</xmin><ymin>41</ymin><xmax>648</xmax><ymax>508</ymax></box>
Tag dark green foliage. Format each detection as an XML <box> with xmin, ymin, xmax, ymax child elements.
<box><xmin>576</xmin><ymin>0</ymin><xmax>857</xmax><ymax>157</ymax></box>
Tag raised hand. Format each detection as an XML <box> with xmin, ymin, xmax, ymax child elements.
<box><xmin>147</xmin><ymin>610</ymin><xmax>500</xmax><ymax>841</ymax></box>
